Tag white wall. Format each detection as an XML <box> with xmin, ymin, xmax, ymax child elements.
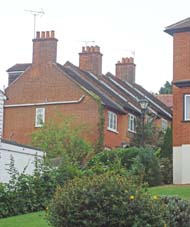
<box><xmin>0</xmin><ymin>141</ymin><xmax>44</xmax><ymax>183</ymax></box>
<box><xmin>173</xmin><ymin>144</ymin><xmax>190</xmax><ymax>184</ymax></box>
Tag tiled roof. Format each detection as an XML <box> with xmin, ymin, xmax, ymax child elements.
<box><xmin>7</xmin><ymin>63</ymin><xmax>31</xmax><ymax>72</ymax></box>
<box><xmin>165</xmin><ymin>18</ymin><xmax>190</xmax><ymax>36</ymax></box>
<box><xmin>56</xmin><ymin>63</ymin><xmax>126</xmax><ymax>114</ymax></box>
<box><xmin>155</xmin><ymin>94</ymin><xmax>173</xmax><ymax>109</ymax></box>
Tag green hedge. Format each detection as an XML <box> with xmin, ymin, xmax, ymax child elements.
<box><xmin>47</xmin><ymin>173</ymin><xmax>167</xmax><ymax>227</ymax></box>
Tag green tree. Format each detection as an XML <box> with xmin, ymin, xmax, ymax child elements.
<box><xmin>159</xmin><ymin>81</ymin><xmax>172</xmax><ymax>94</ymax></box>
<box><xmin>134</xmin><ymin>116</ymin><xmax>164</xmax><ymax>148</ymax></box>
<box><xmin>31</xmin><ymin>116</ymin><xmax>93</xmax><ymax>167</ymax></box>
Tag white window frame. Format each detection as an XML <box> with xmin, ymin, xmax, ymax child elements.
<box><xmin>35</xmin><ymin>108</ymin><xmax>45</xmax><ymax>127</ymax></box>
<box><xmin>128</xmin><ymin>113</ymin><xmax>136</xmax><ymax>133</ymax></box>
<box><xmin>107</xmin><ymin>111</ymin><xmax>118</xmax><ymax>132</ymax></box>
<box><xmin>184</xmin><ymin>94</ymin><xmax>190</xmax><ymax>121</ymax></box>
<box><xmin>161</xmin><ymin>118</ymin><xmax>168</xmax><ymax>131</ymax></box>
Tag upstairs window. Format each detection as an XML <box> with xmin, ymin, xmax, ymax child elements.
<box><xmin>108</xmin><ymin>111</ymin><xmax>117</xmax><ymax>132</ymax></box>
<box><xmin>161</xmin><ymin>118</ymin><xmax>168</xmax><ymax>131</ymax></box>
<box><xmin>35</xmin><ymin>108</ymin><xmax>45</xmax><ymax>127</ymax></box>
<box><xmin>128</xmin><ymin>113</ymin><xmax>136</xmax><ymax>133</ymax></box>
<box><xmin>184</xmin><ymin>94</ymin><xmax>190</xmax><ymax>121</ymax></box>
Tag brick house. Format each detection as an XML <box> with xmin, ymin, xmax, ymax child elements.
<box><xmin>3</xmin><ymin>31</ymin><xmax>172</xmax><ymax>149</ymax></box>
<box><xmin>165</xmin><ymin>17</ymin><xmax>190</xmax><ymax>184</ymax></box>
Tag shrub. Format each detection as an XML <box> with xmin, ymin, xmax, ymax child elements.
<box><xmin>87</xmin><ymin>147</ymin><xmax>161</xmax><ymax>186</ymax></box>
<box><xmin>160</xmin><ymin>157</ymin><xmax>172</xmax><ymax>184</ymax></box>
<box><xmin>0</xmin><ymin>158</ymin><xmax>58</xmax><ymax>218</ymax></box>
<box><xmin>162</xmin><ymin>196</ymin><xmax>190</xmax><ymax>227</ymax></box>
<box><xmin>47</xmin><ymin>173</ymin><xmax>167</xmax><ymax>227</ymax></box>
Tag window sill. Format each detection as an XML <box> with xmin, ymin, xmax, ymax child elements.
<box><xmin>107</xmin><ymin>128</ymin><xmax>119</xmax><ymax>134</ymax></box>
<box><xmin>128</xmin><ymin>129</ymin><xmax>136</xmax><ymax>134</ymax></box>
<box><xmin>181</xmin><ymin>120</ymin><xmax>190</xmax><ymax>123</ymax></box>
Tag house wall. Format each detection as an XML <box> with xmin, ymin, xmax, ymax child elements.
<box><xmin>0</xmin><ymin>141</ymin><xmax>43</xmax><ymax>183</ymax></box>
<box><xmin>0</xmin><ymin>93</ymin><xmax>5</xmax><ymax>139</ymax></box>
<box><xmin>171</xmin><ymin>29</ymin><xmax>190</xmax><ymax>183</ymax></box>
<box><xmin>104</xmin><ymin>109</ymin><xmax>131</xmax><ymax>148</ymax></box>
<box><xmin>4</xmin><ymin>64</ymin><xmax>100</xmax><ymax>145</ymax></box>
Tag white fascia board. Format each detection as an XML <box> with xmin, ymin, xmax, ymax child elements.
<box><xmin>4</xmin><ymin>95</ymin><xmax>85</xmax><ymax>108</ymax></box>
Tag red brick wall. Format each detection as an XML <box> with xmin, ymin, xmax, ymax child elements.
<box><xmin>173</xmin><ymin>32</ymin><xmax>190</xmax><ymax>82</ymax></box>
<box><xmin>173</xmin><ymin>32</ymin><xmax>190</xmax><ymax>146</ymax></box>
<box><xmin>115</xmin><ymin>57</ymin><xmax>136</xmax><ymax>83</ymax></box>
<box><xmin>79</xmin><ymin>46</ymin><xmax>102</xmax><ymax>76</ymax></box>
<box><xmin>4</xmin><ymin>64</ymin><xmax>100</xmax><ymax>145</ymax></box>
<box><xmin>104</xmin><ymin>109</ymin><xmax>131</xmax><ymax>148</ymax></box>
<box><xmin>173</xmin><ymin>86</ymin><xmax>190</xmax><ymax>146</ymax></box>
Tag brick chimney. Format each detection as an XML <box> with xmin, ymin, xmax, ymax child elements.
<box><xmin>33</xmin><ymin>31</ymin><xmax>58</xmax><ymax>65</ymax></box>
<box><xmin>115</xmin><ymin>57</ymin><xmax>136</xmax><ymax>84</ymax></box>
<box><xmin>79</xmin><ymin>46</ymin><xmax>103</xmax><ymax>76</ymax></box>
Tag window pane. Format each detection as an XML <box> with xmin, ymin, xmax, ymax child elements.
<box><xmin>108</xmin><ymin>111</ymin><xmax>117</xmax><ymax>131</ymax></box>
<box><xmin>185</xmin><ymin>95</ymin><xmax>190</xmax><ymax>121</ymax></box>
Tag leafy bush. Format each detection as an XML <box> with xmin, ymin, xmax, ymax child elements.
<box><xmin>160</xmin><ymin>157</ymin><xmax>172</xmax><ymax>184</ymax></box>
<box><xmin>31</xmin><ymin>117</ymin><xmax>93</xmax><ymax>166</ymax></box>
<box><xmin>87</xmin><ymin>147</ymin><xmax>161</xmax><ymax>186</ymax></box>
<box><xmin>162</xmin><ymin>196</ymin><xmax>190</xmax><ymax>227</ymax></box>
<box><xmin>47</xmin><ymin>173</ymin><xmax>167</xmax><ymax>227</ymax></box>
<box><xmin>0</xmin><ymin>158</ymin><xmax>58</xmax><ymax>218</ymax></box>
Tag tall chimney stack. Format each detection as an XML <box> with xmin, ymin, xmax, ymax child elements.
<box><xmin>115</xmin><ymin>57</ymin><xmax>136</xmax><ymax>84</ymax></box>
<box><xmin>32</xmin><ymin>31</ymin><xmax>58</xmax><ymax>65</ymax></box>
<box><xmin>79</xmin><ymin>45</ymin><xmax>103</xmax><ymax>76</ymax></box>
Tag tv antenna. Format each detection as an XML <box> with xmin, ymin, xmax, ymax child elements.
<box><xmin>78</xmin><ymin>40</ymin><xmax>95</xmax><ymax>46</ymax></box>
<box><xmin>121</xmin><ymin>49</ymin><xmax>135</xmax><ymax>58</ymax></box>
<box><xmin>25</xmin><ymin>9</ymin><xmax>45</xmax><ymax>38</ymax></box>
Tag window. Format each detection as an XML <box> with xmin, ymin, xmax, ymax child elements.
<box><xmin>128</xmin><ymin>114</ymin><xmax>136</xmax><ymax>133</ymax></box>
<box><xmin>108</xmin><ymin>111</ymin><xmax>117</xmax><ymax>132</ymax></box>
<box><xmin>161</xmin><ymin>118</ymin><xmax>168</xmax><ymax>131</ymax></box>
<box><xmin>184</xmin><ymin>94</ymin><xmax>190</xmax><ymax>121</ymax></box>
<box><xmin>35</xmin><ymin>108</ymin><xmax>45</xmax><ymax>127</ymax></box>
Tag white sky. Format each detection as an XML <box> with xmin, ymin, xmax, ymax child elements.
<box><xmin>0</xmin><ymin>0</ymin><xmax>189</xmax><ymax>93</ymax></box>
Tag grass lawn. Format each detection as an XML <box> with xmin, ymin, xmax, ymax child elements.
<box><xmin>0</xmin><ymin>211</ymin><xmax>49</xmax><ymax>227</ymax></box>
<box><xmin>149</xmin><ymin>185</ymin><xmax>190</xmax><ymax>200</ymax></box>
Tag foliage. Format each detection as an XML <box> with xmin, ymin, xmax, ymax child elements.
<box><xmin>87</xmin><ymin>147</ymin><xmax>161</xmax><ymax>186</ymax></box>
<box><xmin>31</xmin><ymin>116</ymin><xmax>93</xmax><ymax>166</ymax></box>
<box><xmin>162</xmin><ymin>196</ymin><xmax>190</xmax><ymax>227</ymax></box>
<box><xmin>0</xmin><ymin>157</ymin><xmax>58</xmax><ymax>218</ymax></box>
<box><xmin>160</xmin><ymin>127</ymin><xmax>172</xmax><ymax>158</ymax></box>
<box><xmin>47</xmin><ymin>173</ymin><xmax>167</xmax><ymax>227</ymax></box>
<box><xmin>134</xmin><ymin>117</ymin><xmax>164</xmax><ymax>148</ymax></box>
<box><xmin>159</xmin><ymin>81</ymin><xmax>172</xmax><ymax>94</ymax></box>
<box><xmin>159</xmin><ymin>127</ymin><xmax>173</xmax><ymax>184</ymax></box>
<box><xmin>160</xmin><ymin>157</ymin><xmax>173</xmax><ymax>184</ymax></box>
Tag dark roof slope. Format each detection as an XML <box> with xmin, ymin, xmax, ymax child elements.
<box><xmin>165</xmin><ymin>17</ymin><xmax>190</xmax><ymax>36</ymax></box>
<box><xmin>7</xmin><ymin>64</ymin><xmax>31</xmax><ymax>72</ymax></box>
<box><xmin>56</xmin><ymin>63</ymin><xmax>126</xmax><ymax>114</ymax></box>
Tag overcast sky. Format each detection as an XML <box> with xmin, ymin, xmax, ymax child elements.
<box><xmin>0</xmin><ymin>0</ymin><xmax>189</xmax><ymax>93</ymax></box>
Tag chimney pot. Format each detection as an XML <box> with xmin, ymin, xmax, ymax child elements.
<box><xmin>94</xmin><ymin>45</ymin><xmax>100</xmax><ymax>52</ymax></box>
<box><xmin>46</xmin><ymin>31</ymin><xmax>50</xmax><ymax>38</ymax></box>
<box><xmin>41</xmin><ymin>31</ymin><xmax>45</xmax><ymax>38</ymax></box>
<box><xmin>87</xmin><ymin>46</ymin><xmax>90</xmax><ymax>52</ymax></box>
<box><xmin>82</xmin><ymin>46</ymin><xmax>85</xmax><ymax>52</ymax></box>
<box><xmin>129</xmin><ymin>57</ymin><xmax>134</xmax><ymax>63</ymax></box>
<box><xmin>51</xmin><ymin>30</ymin><xmax>55</xmax><ymax>38</ymax></box>
<box><xmin>36</xmin><ymin>31</ymin><xmax>40</xmax><ymax>39</ymax></box>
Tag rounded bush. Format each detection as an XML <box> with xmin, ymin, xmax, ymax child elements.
<box><xmin>162</xmin><ymin>196</ymin><xmax>190</xmax><ymax>227</ymax></box>
<box><xmin>47</xmin><ymin>173</ymin><xmax>167</xmax><ymax>227</ymax></box>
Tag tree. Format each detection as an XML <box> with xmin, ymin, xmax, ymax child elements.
<box><xmin>133</xmin><ymin>116</ymin><xmax>164</xmax><ymax>148</ymax></box>
<box><xmin>31</xmin><ymin>116</ymin><xmax>93</xmax><ymax>167</ymax></box>
<box><xmin>159</xmin><ymin>81</ymin><xmax>172</xmax><ymax>94</ymax></box>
